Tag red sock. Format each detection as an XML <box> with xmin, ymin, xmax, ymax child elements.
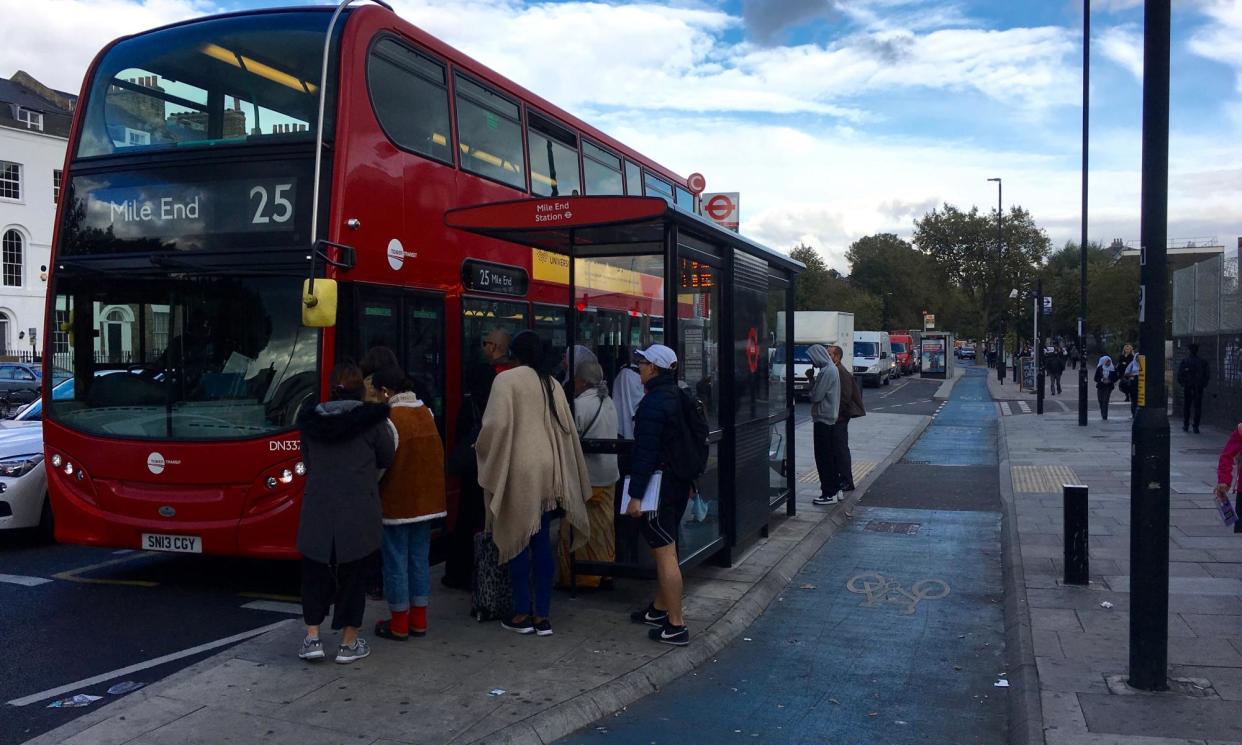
<box><xmin>390</xmin><ymin>609</ymin><xmax>409</xmax><ymax>636</ymax></box>
<box><xmin>410</xmin><ymin>606</ymin><xmax>427</xmax><ymax>633</ymax></box>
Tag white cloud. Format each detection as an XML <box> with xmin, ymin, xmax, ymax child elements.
<box><xmin>1098</xmin><ymin>24</ymin><xmax>1143</xmax><ymax>80</ymax></box>
<box><xmin>0</xmin><ymin>0</ymin><xmax>214</xmax><ymax>94</ymax></box>
<box><xmin>1190</xmin><ymin>0</ymin><xmax>1242</xmax><ymax>92</ymax></box>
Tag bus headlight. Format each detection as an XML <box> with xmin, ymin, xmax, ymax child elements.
<box><xmin>279</xmin><ymin>469</ymin><xmax>294</xmax><ymax>485</ymax></box>
<box><xmin>51</xmin><ymin>454</ymin><xmax>63</xmax><ymax>468</ymax></box>
<box><xmin>294</xmin><ymin>462</ymin><xmax>307</xmax><ymax>477</ymax></box>
<box><xmin>265</xmin><ymin>476</ymin><xmax>278</xmax><ymax>490</ymax></box>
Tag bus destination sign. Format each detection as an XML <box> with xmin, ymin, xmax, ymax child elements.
<box><xmin>462</xmin><ymin>260</ymin><xmax>528</xmax><ymax>297</ymax></box>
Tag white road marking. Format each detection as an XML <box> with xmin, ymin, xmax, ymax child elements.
<box><xmin>5</xmin><ymin>620</ymin><xmax>290</xmax><ymax>707</ymax></box>
<box><xmin>0</xmin><ymin>573</ymin><xmax>52</xmax><ymax>587</ymax></box>
<box><xmin>1018</xmin><ymin>401</ymin><xmax>1032</xmax><ymax>413</ymax></box>
<box><xmin>241</xmin><ymin>600</ymin><xmax>302</xmax><ymax>615</ymax></box>
<box><xmin>999</xmin><ymin>402</ymin><xmax>1012</xmax><ymax>416</ymax></box>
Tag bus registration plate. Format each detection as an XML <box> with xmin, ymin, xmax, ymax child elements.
<box><xmin>142</xmin><ymin>533</ymin><xmax>202</xmax><ymax>554</ymax></box>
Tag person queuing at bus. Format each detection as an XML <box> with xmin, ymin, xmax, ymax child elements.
<box><xmin>482</xmin><ymin>328</ymin><xmax>516</xmax><ymax>374</ymax></box>
<box><xmin>1094</xmin><ymin>355</ymin><xmax>1119</xmax><ymax>421</ymax></box>
<box><xmin>612</xmin><ymin>349</ymin><xmax>645</xmax><ymax>439</ymax></box>
<box><xmin>807</xmin><ymin>344</ymin><xmax>841</xmax><ymax>506</ymax></box>
<box><xmin>626</xmin><ymin>344</ymin><xmax>694</xmax><ymax>646</ymax></box>
<box><xmin>475</xmin><ymin>330</ymin><xmax>591</xmax><ymax>637</ymax></box>
<box><xmin>296</xmin><ymin>362</ymin><xmax>395</xmax><ymax>664</ymax></box>
<box><xmin>442</xmin><ymin>362</ymin><xmax>497</xmax><ymax>590</ymax></box>
<box><xmin>359</xmin><ymin>345</ymin><xmax>401</xmax><ymax>601</ymax></box>
<box><xmin>557</xmin><ymin>356</ymin><xmax>620</xmax><ymax>589</ymax></box>
<box><xmin>368</xmin><ymin>365</ymin><xmax>446</xmax><ymax>641</ymax></box>
<box><xmin>829</xmin><ymin>345</ymin><xmax>864</xmax><ymax>492</ymax></box>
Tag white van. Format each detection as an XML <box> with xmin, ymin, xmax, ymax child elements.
<box><xmin>853</xmin><ymin>330</ymin><xmax>895</xmax><ymax>387</ymax></box>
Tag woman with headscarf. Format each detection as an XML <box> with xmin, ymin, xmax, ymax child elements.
<box><xmin>1094</xmin><ymin>355</ymin><xmax>1119</xmax><ymax>420</ymax></box>
<box><xmin>557</xmin><ymin>356</ymin><xmax>620</xmax><ymax>589</ymax></box>
<box><xmin>475</xmin><ymin>330</ymin><xmax>591</xmax><ymax>636</ymax></box>
<box><xmin>442</xmin><ymin>362</ymin><xmax>497</xmax><ymax>590</ymax></box>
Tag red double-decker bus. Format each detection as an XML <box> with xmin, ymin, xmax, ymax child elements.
<box><xmin>42</xmin><ymin>2</ymin><xmax>719</xmax><ymax>558</ymax></box>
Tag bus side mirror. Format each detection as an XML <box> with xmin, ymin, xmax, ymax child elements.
<box><xmin>302</xmin><ymin>279</ymin><xmax>337</xmax><ymax>328</ymax></box>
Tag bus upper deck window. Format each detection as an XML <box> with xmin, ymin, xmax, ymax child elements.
<box><xmin>368</xmin><ymin>38</ymin><xmax>452</xmax><ymax>164</ymax></box>
<box><xmin>75</xmin><ymin>12</ymin><xmax>329</xmax><ymax>158</ymax></box>
<box><xmin>582</xmin><ymin>141</ymin><xmax>622</xmax><ymax>196</ymax></box>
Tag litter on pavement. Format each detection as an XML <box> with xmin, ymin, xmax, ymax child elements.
<box><xmin>47</xmin><ymin>694</ymin><xmax>102</xmax><ymax>708</ymax></box>
<box><xmin>1100</xmin><ymin>601</ymin><xmax>1114</xmax><ymax>609</ymax></box>
<box><xmin>106</xmin><ymin>681</ymin><xmax>145</xmax><ymax>695</ymax></box>
<box><xmin>488</xmin><ymin>689</ymin><xmax>506</xmax><ymax>697</ymax></box>
<box><xmin>994</xmin><ymin>679</ymin><xmax>1010</xmax><ymax>688</ymax></box>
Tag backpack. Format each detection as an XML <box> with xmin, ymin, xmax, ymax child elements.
<box><xmin>665</xmin><ymin>388</ymin><xmax>709</xmax><ymax>483</ymax></box>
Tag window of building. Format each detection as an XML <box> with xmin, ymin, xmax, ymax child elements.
<box><xmin>53</xmin><ymin>169</ymin><xmax>62</xmax><ymax>204</ymax></box>
<box><xmin>53</xmin><ymin>309</ymin><xmax>69</xmax><ymax>355</ymax></box>
<box><xmin>582</xmin><ymin>141</ymin><xmax>623</xmax><ymax>195</ymax></box>
<box><xmin>1</xmin><ymin>230</ymin><xmax>22</xmax><ymax>287</ymax></box>
<box><xmin>624</xmin><ymin>160</ymin><xmax>641</xmax><ymax>196</ymax></box>
<box><xmin>644</xmin><ymin>172</ymin><xmax>673</xmax><ymax>205</ymax></box>
<box><xmin>16</xmin><ymin>108</ymin><xmax>43</xmax><ymax>132</ymax></box>
<box><xmin>367</xmin><ymin>37</ymin><xmax>453</xmax><ymax>164</ymax></box>
<box><xmin>455</xmin><ymin>74</ymin><xmax>525</xmax><ymax>190</ymax></box>
<box><xmin>0</xmin><ymin>162</ymin><xmax>20</xmax><ymax>200</ymax></box>
<box><xmin>151</xmin><ymin>307</ymin><xmax>171</xmax><ymax>355</ymax></box>
<box><xmin>527</xmin><ymin>112</ymin><xmax>580</xmax><ymax>197</ymax></box>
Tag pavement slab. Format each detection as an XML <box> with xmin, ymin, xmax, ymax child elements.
<box><xmin>22</xmin><ymin>412</ymin><xmax>930</xmax><ymax>745</ymax></box>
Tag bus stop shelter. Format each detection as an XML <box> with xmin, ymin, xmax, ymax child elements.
<box><xmin>445</xmin><ymin>195</ymin><xmax>803</xmax><ymax>577</ymax></box>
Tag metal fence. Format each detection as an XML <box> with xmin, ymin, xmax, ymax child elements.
<box><xmin>1172</xmin><ymin>254</ymin><xmax>1240</xmax><ymax>335</ymax></box>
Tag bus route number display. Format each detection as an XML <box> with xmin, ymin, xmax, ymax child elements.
<box><xmin>462</xmin><ymin>260</ymin><xmax>528</xmax><ymax>296</ymax></box>
<box><xmin>82</xmin><ymin>177</ymin><xmax>300</xmax><ymax>237</ymax></box>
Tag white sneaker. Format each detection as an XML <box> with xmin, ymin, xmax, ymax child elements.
<box><xmin>812</xmin><ymin>492</ymin><xmax>841</xmax><ymax>506</ymax></box>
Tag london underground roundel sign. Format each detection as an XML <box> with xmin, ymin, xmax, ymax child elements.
<box><xmin>687</xmin><ymin>172</ymin><xmax>707</xmax><ymax>195</ymax></box>
<box><xmin>705</xmin><ymin>194</ymin><xmax>735</xmax><ymax>221</ymax></box>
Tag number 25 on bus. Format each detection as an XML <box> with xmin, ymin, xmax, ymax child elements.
<box><xmin>43</xmin><ymin>1</ymin><xmax>700</xmax><ymax>556</ymax></box>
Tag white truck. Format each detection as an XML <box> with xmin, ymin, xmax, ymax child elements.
<box><xmin>774</xmin><ymin>311</ymin><xmax>855</xmax><ymax>399</ymax></box>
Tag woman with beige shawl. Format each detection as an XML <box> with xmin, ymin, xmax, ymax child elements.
<box><xmin>475</xmin><ymin>331</ymin><xmax>591</xmax><ymax>636</ymax></box>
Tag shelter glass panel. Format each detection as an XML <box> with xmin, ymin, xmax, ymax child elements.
<box><xmin>767</xmin><ymin>285</ymin><xmax>788</xmax><ymax>412</ymax></box>
<box><xmin>678</xmin><ymin>258</ymin><xmax>720</xmax><ymax>431</ymax></box>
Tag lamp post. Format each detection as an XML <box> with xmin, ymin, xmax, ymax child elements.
<box><xmin>1128</xmin><ymin>0</ymin><xmax>1171</xmax><ymax>693</ymax></box>
<box><xmin>988</xmin><ymin>177</ymin><xmax>1003</xmax><ymax>384</ymax></box>
<box><xmin>1079</xmin><ymin>0</ymin><xmax>1090</xmax><ymax>427</ymax></box>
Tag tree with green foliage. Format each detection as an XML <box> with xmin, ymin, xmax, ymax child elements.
<box><xmin>1037</xmin><ymin>242</ymin><xmax>1138</xmax><ymax>354</ymax></box>
<box><xmin>913</xmin><ymin>204</ymin><xmax>1052</xmax><ymax>340</ymax></box>
<box><xmin>845</xmin><ymin>233</ymin><xmax>939</xmax><ymax>329</ymax></box>
<box><xmin>788</xmin><ymin>244</ymin><xmax>883</xmax><ymax>328</ymax></box>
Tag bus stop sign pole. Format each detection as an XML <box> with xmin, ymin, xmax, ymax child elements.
<box><xmin>1129</xmin><ymin>0</ymin><xmax>1171</xmax><ymax>693</ymax></box>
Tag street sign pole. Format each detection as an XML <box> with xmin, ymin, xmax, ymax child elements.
<box><xmin>1079</xmin><ymin>0</ymin><xmax>1091</xmax><ymax>427</ymax></box>
<box><xmin>1036</xmin><ymin>278</ymin><xmax>1044</xmax><ymax>415</ymax></box>
<box><xmin>1129</xmin><ymin>0</ymin><xmax>1171</xmax><ymax>693</ymax></box>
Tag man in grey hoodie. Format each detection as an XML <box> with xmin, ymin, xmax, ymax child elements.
<box><xmin>808</xmin><ymin>344</ymin><xmax>842</xmax><ymax>505</ymax></box>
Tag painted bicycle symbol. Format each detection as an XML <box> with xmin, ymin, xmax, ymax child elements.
<box><xmin>846</xmin><ymin>572</ymin><xmax>950</xmax><ymax>615</ymax></box>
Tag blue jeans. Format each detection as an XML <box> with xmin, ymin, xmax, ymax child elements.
<box><xmin>508</xmin><ymin>511</ymin><xmax>554</xmax><ymax>618</ymax></box>
<box><xmin>381</xmin><ymin>521</ymin><xmax>432</xmax><ymax>612</ymax></box>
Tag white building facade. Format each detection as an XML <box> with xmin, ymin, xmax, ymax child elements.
<box><xmin>0</xmin><ymin>71</ymin><xmax>74</xmax><ymax>360</ymax></box>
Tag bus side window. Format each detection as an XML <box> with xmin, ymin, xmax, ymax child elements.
<box><xmin>624</xmin><ymin>160</ymin><xmax>642</xmax><ymax>196</ymax></box>
<box><xmin>454</xmin><ymin>74</ymin><xmax>525</xmax><ymax>190</ymax></box>
<box><xmin>583</xmin><ymin>141</ymin><xmax>623</xmax><ymax>196</ymax></box>
<box><xmin>367</xmin><ymin>37</ymin><xmax>453</xmax><ymax>165</ymax></box>
<box><xmin>643</xmin><ymin>172</ymin><xmax>673</xmax><ymax>205</ymax></box>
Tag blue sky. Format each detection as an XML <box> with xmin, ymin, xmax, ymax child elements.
<box><xmin>4</xmin><ymin>0</ymin><xmax>1241</xmax><ymax>271</ymax></box>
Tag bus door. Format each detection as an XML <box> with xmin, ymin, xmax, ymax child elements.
<box><xmin>461</xmin><ymin>297</ymin><xmax>528</xmax><ymax>376</ymax></box>
<box><xmin>577</xmin><ymin>308</ymin><xmax>626</xmax><ymax>384</ymax></box>
<box><xmin>340</xmin><ymin>284</ymin><xmax>446</xmax><ymax>423</ymax></box>
<box><xmin>533</xmin><ymin>304</ymin><xmax>568</xmax><ymax>377</ymax></box>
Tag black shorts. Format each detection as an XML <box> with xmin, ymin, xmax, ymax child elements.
<box><xmin>640</xmin><ymin>477</ymin><xmax>692</xmax><ymax>550</ymax></box>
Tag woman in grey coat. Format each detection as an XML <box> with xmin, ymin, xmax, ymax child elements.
<box><xmin>296</xmin><ymin>362</ymin><xmax>395</xmax><ymax>664</ymax></box>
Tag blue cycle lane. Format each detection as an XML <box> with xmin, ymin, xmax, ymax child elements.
<box><xmin>559</xmin><ymin>367</ymin><xmax>1007</xmax><ymax>744</ymax></box>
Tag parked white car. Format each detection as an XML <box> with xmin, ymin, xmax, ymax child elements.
<box><xmin>0</xmin><ymin>378</ymin><xmax>73</xmax><ymax>538</ymax></box>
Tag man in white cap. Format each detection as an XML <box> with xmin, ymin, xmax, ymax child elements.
<box><xmin>625</xmin><ymin>343</ymin><xmax>692</xmax><ymax>646</ymax></box>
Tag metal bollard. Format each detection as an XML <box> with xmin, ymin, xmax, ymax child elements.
<box><xmin>1064</xmin><ymin>484</ymin><xmax>1089</xmax><ymax>585</ymax></box>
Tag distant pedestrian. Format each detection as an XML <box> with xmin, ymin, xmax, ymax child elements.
<box><xmin>1094</xmin><ymin>355</ymin><xmax>1119</xmax><ymax>421</ymax></box>
<box><xmin>807</xmin><ymin>344</ymin><xmax>842</xmax><ymax>505</ymax></box>
<box><xmin>1117</xmin><ymin>344</ymin><xmax>1135</xmax><ymax>402</ymax></box>
<box><xmin>475</xmin><ymin>330</ymin><xmax>591</xmax><ymax>637</ymax></box>
<box><xmin>1178</xmin><ymin>343</ymin><xmax>1211</xmax><ymax>434</ymax></box>
<box><xmin>296</xmin><ymin>362</ymin><xmax>395</xmax><ymax>664</ymax></box>
<box><xmin>829</xmin><ymin>345</ymin><xmax>865</xmax><ymax>492</ymax></box>
<box><xmin>1070</xmin><ymin>345</ymin><xmax>1080</xmax><ymax>370</ymax></box>
<box><xmin>625</xmin><ymin>344</ymin><xmax>697</xmax><ymax>647</ymax></box>
<box><xmin>442</xmin><ymin>363</ymin><xmax>496</xmax><ymax>590</ymax></box>
<box><xmin>1123</xmin><ymin>355</ymin><xmax>1140</xmax><ymax>417</ymax></box>
<box><xmin>1046</xmin><ymin>348</ymin><xmax>1064</xmax><ymax>395</ymax></box>
<box><xmin>369</xmin><ymin>366</ymin><xmax>445</xmax><ymax>641</ymax></box>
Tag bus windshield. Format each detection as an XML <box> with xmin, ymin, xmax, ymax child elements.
<box><xmin>76</xmin><ymin>11</ymin><xmax>332</xmax><ymax>158</ymax></box>
<box><xmin>47</xmin><ymin>273</ymin><xmax>318</xmax><ymax>440</ymax></box>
